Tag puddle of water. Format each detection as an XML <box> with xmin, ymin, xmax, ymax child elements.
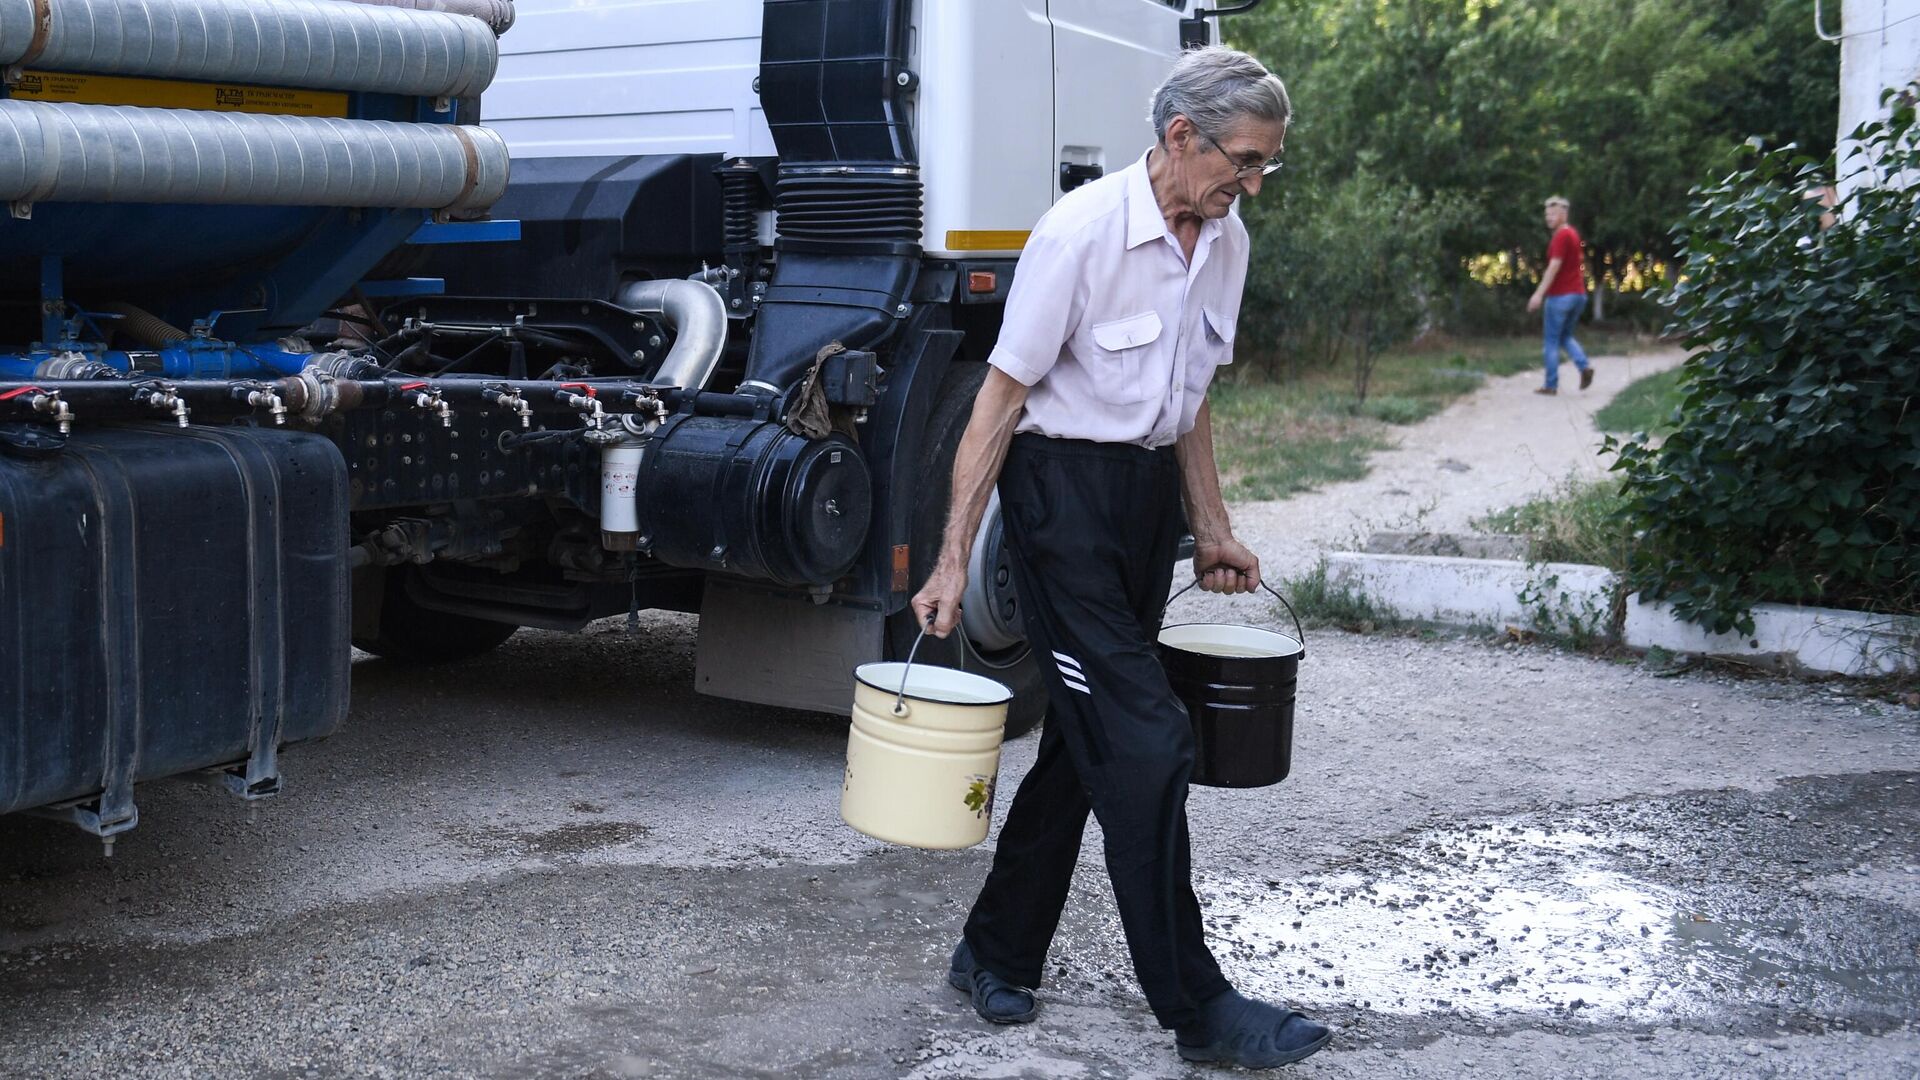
<box><xmin>1204</xmin><ymin>810</ymin><xmax>1920</xmax><ymax>1028</ymax></box>
<box><xmin>1207</xmin><ymin>825</ymin><xmax>1703</xmax><ymax>1021</ymax></box>
<box><xmin>1206</xmin><ymin>801</ymin><xmax>1920</xmax><ymax>1026</ymax></box>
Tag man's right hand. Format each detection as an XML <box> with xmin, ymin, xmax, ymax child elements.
<box><xmin>911</xmin><ymin>562</ymin><xmax>968</xmax><ymax>638</ymax></box>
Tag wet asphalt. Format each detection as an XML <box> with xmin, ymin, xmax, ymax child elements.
<box><xmin>2</xmin><ymin>614</ymin><xmax>1919</xmax><ymax>1078</ymax></box>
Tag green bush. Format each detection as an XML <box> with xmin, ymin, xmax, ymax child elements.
<box><xmin>1607</xmin><ymin>99</ymin><xmax>1920</xmax><ymax>635</ymax></box>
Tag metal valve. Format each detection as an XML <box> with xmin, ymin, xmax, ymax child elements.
<box><xmin>622</xmin><ymin>389</ymin><xmax>669</xmax><ymax>426</ymax></box>
<box><xmin>558</xmin><ymin>388</ymin><xmax>607</xmax><ymax>431</ymax></box>
<box><xmin>404</xmin><ymin>385</ymin><xmax>454</xmax><ymax>428</ymax></box>
<box><xmin>483</xmin><ymin>386</ymin><xmax>533</xmax><ymax>429</ymax></box>
<box><xmin>29</xmin><ymin>391</ymin><xmax>72</xmax><ymax>434</ymax></box>
<box><xmin>241</xmin><ymin>387</ymin><xmax>288</xmax><ymax>426</ymax></box>
<box><xmin>137</xmin><ymin>384</ymin><xmax>189</xmax><ymax>428</ymax></box>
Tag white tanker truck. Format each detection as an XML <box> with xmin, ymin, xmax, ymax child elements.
<box><xmin>0</xmin><ymin>0</ymin><xmax>1253</xmax><ymax>846</ymax></box>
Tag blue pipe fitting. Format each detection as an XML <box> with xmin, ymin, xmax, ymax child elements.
<box><xmin>0</xmin><ymin>342</ymin><xmax>316</xmax><ymax>380</ymax></box>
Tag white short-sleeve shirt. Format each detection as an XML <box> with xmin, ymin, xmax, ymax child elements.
<box><xmin>987</xmin><ymin>150</ymin><xmax>1247</xmax><ymax>448</ymax></box>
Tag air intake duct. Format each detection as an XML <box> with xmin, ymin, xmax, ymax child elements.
<box><xmin>773</xmin><ymin>166</ymin><xmax>923</xmax><ymax>247</ymax></box>
<box><xmin>743</xmin><ymin>0</ymin><xmax>922</xmax><ymax>393</ymax></box>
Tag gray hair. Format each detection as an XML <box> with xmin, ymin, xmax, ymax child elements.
<box><xmin>1150</xmin><ymin>46</ymin><xmax>1291</xmax><ymax>144</ymax></box>
<box><xmin>1545</xmin><ymin>195</ymin><xmax>1570</xmax><ymax>209</ymax></box>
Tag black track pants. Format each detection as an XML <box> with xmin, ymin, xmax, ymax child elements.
<box><xmin>962</xmin><ymin>433</ymin><xmax>1230</xmax><ymax>1030</ymax></box>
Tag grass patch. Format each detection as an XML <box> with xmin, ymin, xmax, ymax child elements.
<box><xmin>1213</xmin><ymin>330</ymin><xmax>1656</xmax><ymax>501</ymax></box>
<box><xmin>1279</xmin><ymin>558</ymin><xmax>1400</xmax><ymax>631</ymax></box>
<box><xmin>1357</xmin><ymin>395</ymin><xmax>1436</xmax><ymax>425</ymax></box>
<box><xmin>1594</xmin><ymin>366</ymin><xmax>1688</xmax><ymax>435</ymax></box>
<box><xmin>1474</xmin><ymin>475</ymin><xmax>1635</xmax><ymax>570</ymax></box>
<box><xmin>1209</xmin><ymin>392</ymin><xmax>1389</xmax><ymax>499</ymax></box>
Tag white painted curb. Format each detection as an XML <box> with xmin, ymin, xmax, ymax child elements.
<box><xmin>1325</xmin><ymin>552</ymin><xmax>1918</xmax><ymax>676</ymax></box>
<box><xmin>1325</xmin><ymin>553</ymin><xmax>1614</xmax><ymax>633</ymax></box>
<box><xmin>1623</xmin><ymin>595</ymin><xmax>1919</xmax><ymax>677</ymax></box>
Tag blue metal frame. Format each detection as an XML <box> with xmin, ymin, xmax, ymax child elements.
<box><xmin>357</xmin><ymin>278</ymin><xmax>449</xmax><ymax>298</ymax></box>
<box><xmin>408</xmin><ymin>219</ymin><xmax>522</xmax><ymax>245</ymax></box>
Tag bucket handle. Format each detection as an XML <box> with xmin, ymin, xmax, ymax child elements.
<box><xmin>1163</xmin><ymin>578</ymin><xmax>1309</xmax><ymax>661</ymax></box>
<box><xmin>893</xmin><ymin>614</ymin><xmax>934</xmax><ymax>717</ymax></box>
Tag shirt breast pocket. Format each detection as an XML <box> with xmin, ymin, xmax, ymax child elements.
<box><xmin>1086</xmin><ymin>311</ymin><xmax>1162</xmax><ymax>404</ymax></box>
<box><xmin>1187</xmin><ymin>305</ymin><xmax>1236</xmax><ymax>393</ymax></box>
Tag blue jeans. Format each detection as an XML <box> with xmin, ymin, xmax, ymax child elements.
<box><xmin>1542</xmin><ymin>293</ymin><xmax>1590</xmax><ymax>389</ymax></box>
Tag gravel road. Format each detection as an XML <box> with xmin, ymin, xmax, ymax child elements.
<box><xmin>4</xmin><ymin>347</ymin><xmax>1917</xmax><ymax>1079</ymax></box>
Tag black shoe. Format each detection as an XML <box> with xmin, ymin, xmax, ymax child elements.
<box><xmin>1579</xmin><ymin>367</ymin><xmax>1594</xmax><ymax>390</ymax></box>
<box><xmin>1175</xmin><ymin>989</ymin><xmax>1331</xmax><ymax>1068</ymax></box>
<box><xmin>947</xmin><ymin>940</ymin><xmax>1037</xmax><ymax>1024</ymax></box>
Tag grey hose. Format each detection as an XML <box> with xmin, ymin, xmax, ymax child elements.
<box><xmin>0</xmin><ymin>100</ymin><xmax>510</xmax><ymax>212</ymax></box>
<box><xmin>343</xmin><ymin>0</ymin><xmax>516</xmax><ymax>35</ymax></box>
<box><xmin>0</xmin><ymin>0</ymin><xmax>499</xmax><ymax>98</ymax></box>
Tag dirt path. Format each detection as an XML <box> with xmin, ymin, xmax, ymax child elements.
<box><xmin>1173</xmin><ymin>345</ymin><xmax>1686</xmax><ymax>622</ymax></box>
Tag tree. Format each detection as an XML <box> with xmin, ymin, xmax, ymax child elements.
<box><xmin>1226</xmin><ymin>0</ymin><xmax>1840</xmax><ymax>344</ymax></box>
<box><xmin>1240</xmin><ymin>166</ymin><xmax>1460</xmax><ymax>399</ymax></box>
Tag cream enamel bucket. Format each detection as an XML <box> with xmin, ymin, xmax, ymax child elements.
<box><xmin>841</xmin><ymin>649</ymin><xmax>1012</xmax><ymax>850</ymax></box>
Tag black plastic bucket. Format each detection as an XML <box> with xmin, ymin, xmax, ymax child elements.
<box><xmin>1157</xmin><ymin>582</ymin><xmax>1306</xmax><ymax>789</ymax></box>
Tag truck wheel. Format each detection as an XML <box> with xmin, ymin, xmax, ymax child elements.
<box><xmin>354</xmin><ymin>566</ymin><xmax>519</xmax><ymax>664</ymax></box>
<box><xmin>890</xmin><ymin>362</ymin><xmax>1048</xmax><ymax>738</ymax></box>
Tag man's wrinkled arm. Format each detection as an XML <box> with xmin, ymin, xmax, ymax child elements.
<box><xmin>1176</xmin><ymin>398</ymin><xmax>1259</xmax><ymax>594</ymax></box>
<box><xmin>911</xmin><ymin>369</ymin><xmax>1030</xmax><ymax>635</ymax></box>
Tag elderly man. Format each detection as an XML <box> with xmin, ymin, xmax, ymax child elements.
<box><xmin>910</xmin><ymin>46</ymin><xmax>1331</xmax><ymax>1070</ymax></box>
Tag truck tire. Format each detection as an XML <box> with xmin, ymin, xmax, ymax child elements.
<box><xmin>890</xmin><ymin>362</ymin><xmax>1048</xmax><ymax>738</ymax></box>
<box><xmin>354</xmin><ymin>566</ymin><xmax>519</xmax><ymax>664</ymax></box>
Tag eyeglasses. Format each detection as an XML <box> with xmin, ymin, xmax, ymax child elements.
<box><xmin>1198</xmin><ymin>128</ymin><xmax>1284</xmax><ymax>179</ymax></box>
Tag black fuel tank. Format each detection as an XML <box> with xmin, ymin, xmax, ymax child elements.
<box><xmin>0</xmin><ymin>425</ymin><xmax>350</xmax><ymax>830</ymax></box>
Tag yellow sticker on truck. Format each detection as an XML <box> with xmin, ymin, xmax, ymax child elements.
<box><xmin>8</xmin><ymin>71</ymin><xmax>349</xmax><ymax>117</ymax></box>
<box><xmin>944</xmin><ymin>230</ymin><xmax>1032</xmax><ymax>252</ymax></box>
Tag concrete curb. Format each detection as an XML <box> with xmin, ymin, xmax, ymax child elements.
<box><xmin>1325</xmin><ymin>552</ymin><xmax>1918</xmax><ymax>676</ymax></box>
<box><xmin>1623</xmin><ymin>596</ymin><xmax>1920</xmax><ymax>677</ymax></box>
<box><xmin>1325</xmin><ymin>552</ymin><xmax>1613</xmax><ymax>633</ymax></box>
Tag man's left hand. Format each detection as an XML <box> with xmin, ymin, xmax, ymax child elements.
<box><xmin>1525</xmin><ymin>294</ymin><xmax>1543</xmax><ymax>314</ymax></box>
<box><xmin>1194</xmin><ymin>537</ymin><xmax>1260</xmax><ymax>595</ymax></box>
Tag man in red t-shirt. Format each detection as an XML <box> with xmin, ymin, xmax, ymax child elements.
<box><xmin>1525</xmin><ymin>196</ymin><xmax>1591</xmax><ymax>394</ymax></box>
